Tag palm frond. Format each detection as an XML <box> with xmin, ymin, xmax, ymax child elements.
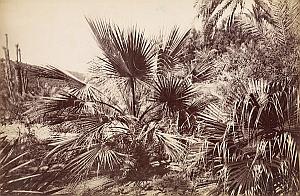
<box><xmin>205</xmin><ymin>0</ymin><xmax>236</xmax><ymax>31</ymax></box>
<box><xmin>26</xmin><ymin>65</ymin><xmax>86</xmax><ymax>88</ymax></box>
<box><xmin>24</xmin><ymin>92</ymin><xmax>96</xmax><ymax>121</ymax></box>
<box><xmin>178</xmin><ymin>99</ymin><xmax>207</xmax><ymax>134</ymax></box>
<box><xmin>151</xmin><ymin>75</ymin><xmax>195</xmax><ymax>114</ymax></box>
<box><xmin>62</xmin><ymin>144</ymin><xmax>125</xmax><ymax>184</ymax></box>
<box><xmin>41</xmin><ymin>119</ymin><xmax>129</xmax><ymax>185</ymax></box>
<box><xmin>236</xmin><ymin>12</ymin><xmax>269</xmax><ymax>42</ymax></box>
<box><xmin>233</xmin><ymin>78</ymin><xmax>298</xmax><ymax>137</ymax></box>
<box><xmin>270</xmin><ymin>0</ymin><xmax>300</xmax><ymax>46</ymax></box>
<box><xmin>137</xmin><ymin>122</ymin><xmax>188</xmax><ymax>161</ymax></box>
<box><xmin>194</xmin><ymin>0</ymin><xmax>224</xmax><ymax>20</ymax></box>
<box><xmin>157</xmin><ymin>27</ymin><xmax>191</xmax><ymax>74</ymax></box>
<box><xmin>155</xmin><ymin>131</ymin><xmax>187</xmax><ymax>161</ymax></box>
<box><xmin>86</xmin><ymin>18</ymin><xmax>157</xmax><ymax>82</ymax></box>
<box><xmin>25</xmin><ymin>89</ymin><xmax>124</xmax><ymax>123</ymax></box>
<box><xmin>0</xmin><ymin>140</ymin><xmax>41</xmax><ymax>193</ymax></box>
<box><xmin>69</xmin><ymin>84</ymin><xmax>102</xmax><ymax>102</ymax></box>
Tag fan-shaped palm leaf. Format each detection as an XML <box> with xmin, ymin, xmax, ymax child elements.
<box><xmin>151</xmin><ymin>75</ymin><xmax>195</xmax><ymax>114</ymax></box>
<box><xmin>69</xmin><ymin>84</ymin><xmax>102</xmax><ymax>102</ymax></box>
<box><xmin>86</xmin><ymin>18</ymin><xmax>158</xmax><ymax>117</ymax></box>
<box><xmin>61</xmin><ymin>144</ymin><xmax>125</xmax><ymax>184</ymax></box>
<box><xmin>40</xmin><ymin>118</ymin><xmax>130</xmax><ymax>184</ymax></box>
<box><xmin>86</xmin><ymin>18</ymin><xmax>157</xmax><ymax>81</ymax></box>
<box><xmin>178</xmin><ymin>99</ymin><xmax>207</xmax><ymax>134</ymax></box>
<box><xmin>25</xmin><ymin>89</ymin><xmax>123</xmax><ymax>123</ymax></box>
<box><xmin>25</xmin><ymin>92</ymin><xmax>96</xmax><ymax>121</ymax></box>
<box><xmin>157</xmin><ymin>27</ymin><xmax>190</xmax><ymax>74</ymax></box>
<box><xmin>137</xmin><ymin>122</ymin><xmax>188</xmax><ymax>161</ymax></box>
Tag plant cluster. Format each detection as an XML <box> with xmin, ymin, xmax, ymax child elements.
<box><xmin>1</xmin><ymin>0</ymin><xmax>300</xmax><ymax>195</ymax></box>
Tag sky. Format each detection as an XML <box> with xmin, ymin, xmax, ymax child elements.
<box><xmin>0</xmin><ymin>0</ymin><xmax>196</xmax><ymax>72</ymax></box>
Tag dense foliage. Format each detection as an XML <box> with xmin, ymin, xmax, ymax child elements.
<box><xmin>1</xmin><ymin>0</ymin><xmax>300</xmax><ymax>195</ymax></box>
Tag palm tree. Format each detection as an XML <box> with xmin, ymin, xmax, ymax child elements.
<box><xmin>23</xmin><ymin>19</ymin><xmax>214</xmax><ymax>188</ymax></box>
<box><xmin>193</xmin><ymin>0</ymin><xmax>271</xmax><ymax>42</ymax></box>
<box><xmin>193</xmin><ymin>78</ymin><xmax>300</xmax><ymax>195</ymax></box>
<box><xmin>86</xmin><ymin>19</ymin><xmax>158</xmax><ymax>117</ymax></box>
<box><xmin>193</xmin><ymin>0</ymin><xmax>300</xmax><ymax>50</ymax></box>
<box><xmin>236</xmin><ymin>0</ymin><xmax>300</xmax><ymax>47</ymax></box>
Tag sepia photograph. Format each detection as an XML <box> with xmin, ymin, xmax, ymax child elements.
<box><xmin>0</xmin><ymin>0</ymin><xmax>300</xmax><ymax>195</ymax></box>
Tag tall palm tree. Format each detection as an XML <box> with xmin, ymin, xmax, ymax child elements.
<box><xmin>236</xmin><ymin>0</ymin><xmax>300</xmax><ymax>47</ymax></box>
<box><xmin>193</xmin><ymin>0</ymin><xmax>276</xmax><ymax>46</ymax></box>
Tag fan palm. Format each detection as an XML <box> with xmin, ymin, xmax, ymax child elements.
<box><xmin>25</xmin><ymin>76</ymin><xmax>196</xmax><ymax>185</ymax></box>
<box><xmin>22</xmin><ymin>18</ymin><xmax>206</xmax><ymax>188</ymax></box>
<box><xmin>193</xmin><ymin>78</ymin><xmax>300</xmax><ymax>195</ymax></box>
<box><xmin>86</xmin><ymin>18</ymin><xmax>157</xmax><ymax>117</ymax></box>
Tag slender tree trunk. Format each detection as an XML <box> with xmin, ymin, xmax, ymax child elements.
<box><xmin>18</xmin><ymin>48</ymin><xmax>21</xmax><ymax>62</ymax></box>
<box><xmin>17</xmin><ymin>67</ymin><xmax>23</xmax><ymax>95</ymax></box>
<box><xmin>15</xmin><ymin>44</ymin><xmax>24</xmax><ymax>95</ymax></box>
<box><xmin>16</xmin><ymin>44</ymin><xmax>19</xmax><ymax>62</ymax></box>
<box><xmin>3</xmin><ymin>34</ymin><xmax>15</xmax><ymax>102</ymax></box>
<box><xmin>23</xmin><ymin>70</ymin><xmax>28</xmax><ymax>93</ymax></box>
<box><xmin>130</xmin><ymin>77</ymin><xmax>136</xmax><ymax>117</ymax></box>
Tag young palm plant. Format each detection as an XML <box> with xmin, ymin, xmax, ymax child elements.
<box><xmin>193</xmin><ymin>78</ymin><xmax>300</xmax><ymax>195</ymax></box>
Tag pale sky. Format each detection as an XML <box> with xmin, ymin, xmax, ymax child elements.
<box><xmin>0</xmin><ymin>0</ymin><xmax>195</xmax><ymax>72</ymax></box>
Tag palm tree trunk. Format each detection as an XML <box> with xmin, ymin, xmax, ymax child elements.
<box><xmin>130</xmin><ymin>77</ymin><xmax>136</xmax><ymax>117</ymax></box>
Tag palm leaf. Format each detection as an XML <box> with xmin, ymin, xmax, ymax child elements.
<box><xmin>26</xmin><ymin>65</ymin><xmax>86</xmax><ymax>88</ymax></box>
<box><xmin>203</xmin><ymin>0</ymin><xmax>237</xmax><ymax>38</ymax></box>
<box><xmin>69</xmin><ymin>84</ymin><xmax>102</xmax><ymax>102</ymax></box>
<box><xmin>178</xmin><ymin>99</ymin><xmax>207</xmax><ymax>133</ymax></box>
<box><xmin>0</xmin><ymin>140</ymin><xmax>40</xmax><ymax>193</ymax></box>
<box><xmin>137</xmin><ymin>122</ymin><xmax>188</xmax><ymax>161</ymax></box>
<box><xmin>270</xmin><ymin>0</ymin><xmax>300</xmax><ymax>46</ymax></box>
<box><xmin>157</xmin><ymin>27</ymin><xmax>190</xmax><ymax>74</ymax></box>
<box><xmin>62</xmin><ymin>144</ymin><xmax>125</xmax><ymax>184</ymax></box>
<box><xmin>25</xmin><ymin>89</ymin><xmax>124</xmax><ymax>123</ymax></box>
<box><xmin>86</xmin><ymin>18</ymin><xmax>157</xmax><ymax>82</ymax></box>
<box><xmin>236</xmin><ymin>12</ymin><xmax>269</xmax><ymax>41</ymax></box>
<box><xmin>155</xmin><ymin>131</ymin><xmax>187</xmax><ymax>161</ymax></box>
<box><xmin>24</xmin><ymin>92</ymin><xmax>95</xmax><ymax>121</ymax></box>
<box><xmin>151</xmin><ymin>75</ymin><xmax>195</xmax><ymax>114</ymax></box>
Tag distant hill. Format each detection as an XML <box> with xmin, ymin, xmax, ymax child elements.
<box><xmin>68</xmin><ymin>70</ymin><xmax>87</xmax><ymax>81</ymax></box>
